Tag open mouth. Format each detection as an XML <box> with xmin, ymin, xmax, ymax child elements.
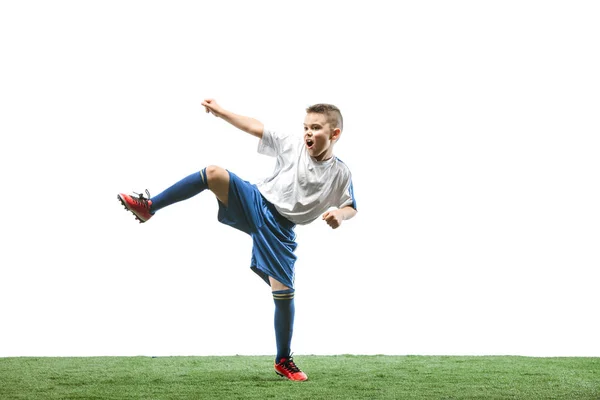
<box><xmin>306</xmin><ymin>139</ymin><xmax>314</xmax><ymax>148</ymax></box>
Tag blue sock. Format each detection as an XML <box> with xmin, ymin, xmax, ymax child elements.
<box><xmin>149</xmin><ymin>168</ymin><xmax>209</xmax><ymax>214</ymax></box>
<box><xmin>273</xmin><ymin>289</ymin><xmax>295</xmax><ymax>362</ymax></box>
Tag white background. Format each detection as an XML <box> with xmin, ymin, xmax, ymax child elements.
<box><xmin>1</xmin><ymin>1</ymin><xmax>598</xmax><ymax>358</ymax></box>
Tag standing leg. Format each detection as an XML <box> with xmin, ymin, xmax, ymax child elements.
<box><xmin>271</xmin><ymin>277</ymin><xmax>295</xmax><ymax>362</ymax></box>
<box><xmin>271</xmin><ymin>277</ymin><xmax>307</xmax><ymax>381</ymax></box>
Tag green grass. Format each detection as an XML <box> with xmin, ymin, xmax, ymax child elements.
<box><xmin>0</xmin><ymin>355</ymin><xmax>598</xmax><ymax>399</ymax></box>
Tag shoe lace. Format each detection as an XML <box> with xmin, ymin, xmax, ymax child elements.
<box><xmin>282</xmin><ymin>357</ymin><xmax>301</xmax><ymax>373</ymax></box>
<box><xmin>132</xmin><ymin>189</ymin><xmax>151</xmax><ymax>207</ymax></box>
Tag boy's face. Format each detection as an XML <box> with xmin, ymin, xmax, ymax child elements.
<box><xmin>303</xmin><ymin>112</ymin><xmax>341</xmax><ymax>162</ymax></box>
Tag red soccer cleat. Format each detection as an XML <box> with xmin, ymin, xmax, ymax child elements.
<box><xmin>117</xmin><ymin>190</ymin><xmax>153</xmax><ymax>223</ymax></box>
<box><xmin>274</xmin><ymin>357</ymin><xmax>308</xmax><ymax>381</ymax></box>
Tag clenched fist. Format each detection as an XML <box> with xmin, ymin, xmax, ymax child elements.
<box><xmin>322</xmin><ymin>210</ymin><xmax>344</xmax><ymax>229</ymax></box>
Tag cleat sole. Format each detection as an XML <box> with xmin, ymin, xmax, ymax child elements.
<box><xmin>274</xmin><ymin>370</ymin><xmax>308</xmax><ymax>381</ymax></box>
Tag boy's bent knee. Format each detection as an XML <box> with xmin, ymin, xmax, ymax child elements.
<box><xmin>205</xmin><ymin>165</ymin><xmax>230</xmax><ymax>206</ymax></box>
<box><xmin>205</xmin><ymin>165</ymin><xmax>228</xmax><ymax>184</ymax></box>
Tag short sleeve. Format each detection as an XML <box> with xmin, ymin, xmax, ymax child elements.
<box><xmin>257</xmin><ymin>127</ymin><xmax>291</xmax><ymax>157</ymax></box>
<box><xmin>257</xmin><ymin>127</ymin><xmax>278</xmax><ymax>157</ymax></box>
<box><xmin>339</xmin><ymin>179</ymin><xmax>357</xmax><ymax>210</ymax></box>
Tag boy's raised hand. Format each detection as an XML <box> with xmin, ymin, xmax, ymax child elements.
<box><xmin>323</xmin><ymin>210</ymin><xmax>343</xmax><ymax>229</ymax></box>
<box><xmin>202</xmin><ymin>99</ymin><xmax>224</xmax><ymax>117</ymax></box>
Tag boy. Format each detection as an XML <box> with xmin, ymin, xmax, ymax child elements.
<box><xmin>117</xmin><ymin>99</ymin><xmax>357</xmax><ymax>381</ymax></box>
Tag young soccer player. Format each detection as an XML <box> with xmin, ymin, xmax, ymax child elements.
<box><xmin>117</xmin><ymin>99</ymin><xmax>357</xmax><ymax>381</ymax></box>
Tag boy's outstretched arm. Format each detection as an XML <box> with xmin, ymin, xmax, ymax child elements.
<box><xmin>202</xmin><ymin>98</ymin><xmax>264</xmax><ymax>139</ymax></box>
<box><xmin>323</xmin><ymin>206</ymin><xmax>357</xmax><ymax>229</ymax></box>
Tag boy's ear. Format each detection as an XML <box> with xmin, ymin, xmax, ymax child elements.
<box><xmin>331</xmin><ymin>128</ymin><xmax>342</xmax><ymax>141</ymax></box>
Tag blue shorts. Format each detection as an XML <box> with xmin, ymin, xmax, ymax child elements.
<box><xmin>217</xmin><ymin>171</ymin><xmax>298</xmax><ymax>289</ymax></box>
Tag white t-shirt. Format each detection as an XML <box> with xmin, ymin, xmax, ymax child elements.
<box><xmin>255</xmin><ymin>127</ymin><xmax>356</xmax><ymax>225</ymax></box>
